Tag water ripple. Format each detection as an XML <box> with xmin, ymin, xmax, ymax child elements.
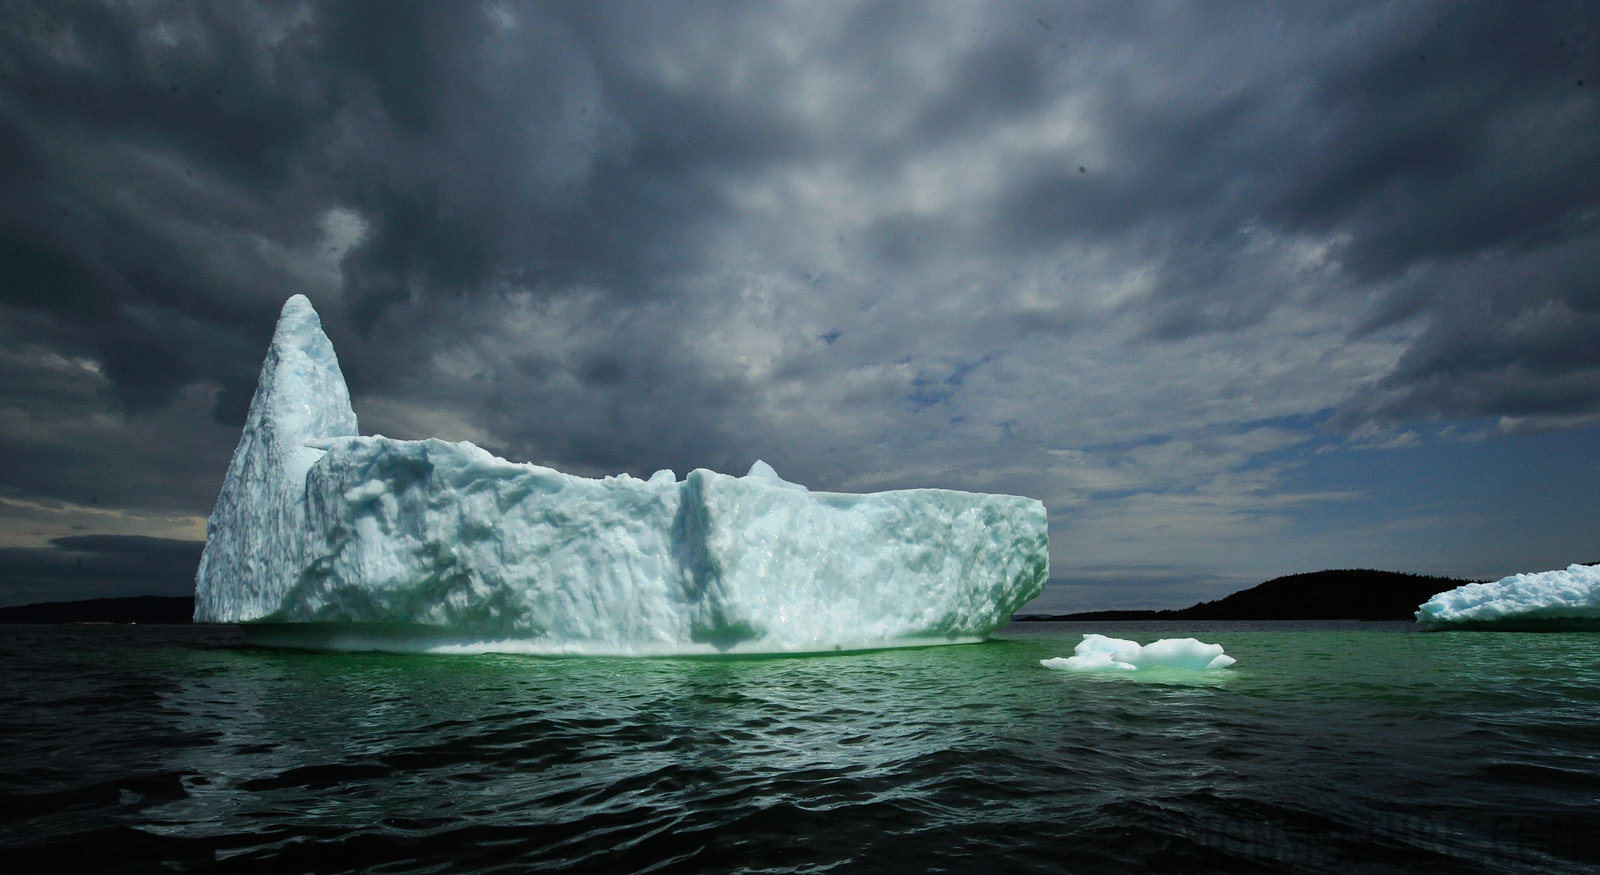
<box><xmin>2</xmin><ymin>623</ymin><xmax>1598</xmax><ymax>873</ymax></box>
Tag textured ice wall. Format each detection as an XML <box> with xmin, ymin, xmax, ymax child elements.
<box><xmin>263</xmin><ymin>439</ymin><xmax>1047</xmax><ymax>653</ymax></box>
<box><xmin>680</xmin><ymin>467</ymin><xmax>1047</xmax><ymax>651</ymax></box>
<box><xmin>1415</xmin><ymin>564</ymin><xmax>1600</xmax><ymax>630</ymax></box>
<box><xmin>286</xmin><ymin>437</ymin><xmax>691</xmax><ymax>648</ymax></box>
<box><xmin>196</xmin><ymin>296</ymin><xmax>1049</xmax><ymax>653</ymax></box>
<box><xmin>194</xmin><ymin>296</ymin><xmax>357</xmax><ymax>623</ymax></box>
<box><xmin>1040</xmin><ymin>634</ymin><xmax>1236</xmax><ymax>671</ymax></box>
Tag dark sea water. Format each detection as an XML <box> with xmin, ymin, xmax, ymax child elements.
<box><xmin>2</xmin><ymin>621</ymin><xmax>1597</xmax><ymax>874</ymax></box>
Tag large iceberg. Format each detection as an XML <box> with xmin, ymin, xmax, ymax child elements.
<box><xmin>195</xmin><ymin>296</ymin><xmax>1049</xmax><ymax>654</ymax></box>
<box><xmin>1415</xmin><ymin>564</ymin><xmax>1600</xmax><ymax>630</ymax></box>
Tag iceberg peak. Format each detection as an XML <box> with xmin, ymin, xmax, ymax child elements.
<box><xmin>194</xmin><ymin>294</ymin><xmax>357</xmax><ymax>623</ymax></box>
<box><xmin>744</xmin><ymin>459</ymin><xmax>808</xmax><ymax>492</ymax></box>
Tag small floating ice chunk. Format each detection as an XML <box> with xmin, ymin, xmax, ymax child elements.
<box><xmin>1041</xmin><ymin>633</ymin><xmax>1236</xmax><ymax>672</ymax></box>
<box><xmin>1141</xmin><ymin>637</ymin><xmax>1236</xmax><ymax>670</ymax></box>
<box><xmin>1415</xmin><ymin>564</ymin><xmax>1600</xmax><ymax>629</ymax></box>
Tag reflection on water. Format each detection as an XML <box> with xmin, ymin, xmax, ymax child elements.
<box><xmin>2</xmin><ymin>622</ymin><xmax>1598</xmax><ymax>873</ymax></box>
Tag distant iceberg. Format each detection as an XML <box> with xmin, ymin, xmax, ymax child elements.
<box><xmin>194</xmin><ymin>296</ymin><xmax>1049</xmax><ymax>654</ymax></box>
<box><xmin>1040</xmin><ymin>633</ymin><xmax>1236</xmax><ymax>672</ymax></box>
<box><xmin>1415</xmin><ymin>564</ymin><xmax>1600</xmax><ymax>630</ymax></box>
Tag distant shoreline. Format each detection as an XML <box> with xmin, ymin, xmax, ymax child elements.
<box><xmin>0</xmin><ymin>595</ymin><xmax>195</xmax><ymax>625</ymax></box>
<box><xmin>0</xmin><ymin>568</ymin><xmax>1481</xmax><ymax>625</ymax></box>
<box><xmin>1013</xmin><ymin>569</ymin><xmax>1476</xmax><ymax>623</ymax></box>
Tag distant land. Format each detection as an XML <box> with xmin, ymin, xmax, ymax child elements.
<box><xmin>0</xmin><ymin>595</ymin><xmax>195</xmax><ymax>624</ymax></box>
<box><xmin>0</xmin><ymin>569</ymin><xmax>1485</xmax><ymax>625</ymax></box>
<box><xmin>1016</xmin><ymin>569</ymin><xmax>1479</xmax><ymax>622</ymax></box>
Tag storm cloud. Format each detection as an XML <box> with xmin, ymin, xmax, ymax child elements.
<box><xmin>0</xmin><ymin>534</ymin><xmax>203</xmax><ymax>605</ymax></box>
<box><xmin>2</xmin><ymin>1</ymin><xmax>1596</xmax><ymax>609</ymax></box>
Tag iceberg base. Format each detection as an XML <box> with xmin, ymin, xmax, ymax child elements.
<box><xmin>1416</xmin><ymin>617</ymin><xmax>1600</xmax><ymax>632</ymax></box>
<box><xmin>240</xmin><ymin>623</ymin><xmax>986</xmax><ymax>656</ymax></box>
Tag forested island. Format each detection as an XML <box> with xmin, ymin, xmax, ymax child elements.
<box><xmin>1017</xmin><ymin>569</ymin><xmax>1477</xmax><ymax>622</ymax></box>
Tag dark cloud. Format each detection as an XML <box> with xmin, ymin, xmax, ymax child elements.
<box><xmin>1</xmin><ymin>1</ymin><xmax>1597</xmax><ymax>604</ymax></box>
<box><xmin>0</xmin><ymin>535</ymin><xmax>202</xmax><ymax>606</ymax></box>
<box><xmin>1271</xmin><ymin>4</ymin><xmax>1598</xmax><ymax>277</ymax></box>
<box><xmin>1027</xmin><ymin>566</ymin><xmax>1253</xmax><ymax>615</ymax></box>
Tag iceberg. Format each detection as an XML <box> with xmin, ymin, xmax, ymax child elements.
<box><xmin>195</xmin><ymin>296</ymin><xmax>1049</xmax><ymax>654</ymax></box>
<box><xmin>192</xmin><ymin>295</ymin><xmax>358</xmax><ymax>623</ymax></box>
<box><xmin>1415</xmin><ymin>564</ymin><xmax>1600</xmax><ymax>630</ymax></box>
<box><xmin>1040</xmin><ymin>633</ymin><xmax>1236</xmax><ymax>672</ymax></box>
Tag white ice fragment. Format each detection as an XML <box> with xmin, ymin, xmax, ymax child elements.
<box><xmin>1415</xmin><ymin>564</ymin><xmax>1600</xmax><ymax>629</ymax></box>
<box><xmin>1041</xmin><ymin>651</ymin><xmax>1136</xmax><ymax>672</ymax></box>
<box><xmin>1072</xmin><ymin>633</ymin><xmax>1142</xmax><ymax>664</ymax></box>
<box><xmin>1041</xmin><ymin>633</ymin><xmax>1235</xmax><ymax>672</ymax></box>
<box><xmin>1142</xmin><ymin>637</ymin><xmax>1236</xmax><ymax>670</ymax></box>
<box><xmin>744</xmin><ymin>459</ymin><xmax>808</xmax><ymax>492</ymax></box>
<box><xmin>194</xmin><ymin>296</ymin><xmax>1050</xmax><ymax>654</ymax></box>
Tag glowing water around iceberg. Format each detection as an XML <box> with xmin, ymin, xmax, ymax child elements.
<box><xmin>194</xmin><ymin>296</ymin><xmax>1049</xmax><ymax>653</ymax></box>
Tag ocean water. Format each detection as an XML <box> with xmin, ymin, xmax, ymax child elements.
<box><xmin>2</xmin><ymin>621</ymin><xmax>1597</xmax><ymax>874</ymax></box>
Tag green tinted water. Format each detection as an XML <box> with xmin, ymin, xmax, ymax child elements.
<box><xmin>2</xmin><ymin>621</ymin><xmax>1596</xmax><ymax>873</ymax></box>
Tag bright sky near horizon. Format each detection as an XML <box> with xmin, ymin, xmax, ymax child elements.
<box><xmin>1</xmin><ymin>1</ymin><xmax>1596</xmax><ymax>612</ymax></box>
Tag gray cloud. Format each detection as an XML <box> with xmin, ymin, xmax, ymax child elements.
<box><xmin>0</xmin><ymin>534</ymin><xmax>202</xmax><ymax>606</ymax></box>
<box><xmin>1</xmin><ymin>1</ymin><xmax>1596</xmax><ymax>604</ymax></box>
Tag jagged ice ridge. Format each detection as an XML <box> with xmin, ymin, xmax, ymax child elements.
<box><xmin>195</xmin><ymin>296</ymin><xmax>1049</xmax><ymax>654</ymax></box>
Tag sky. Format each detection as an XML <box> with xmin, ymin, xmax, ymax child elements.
<box><xmin>1</xmin><ymin>0</ymin><xmax>1596</xmax><ymax>612</ymax></box>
